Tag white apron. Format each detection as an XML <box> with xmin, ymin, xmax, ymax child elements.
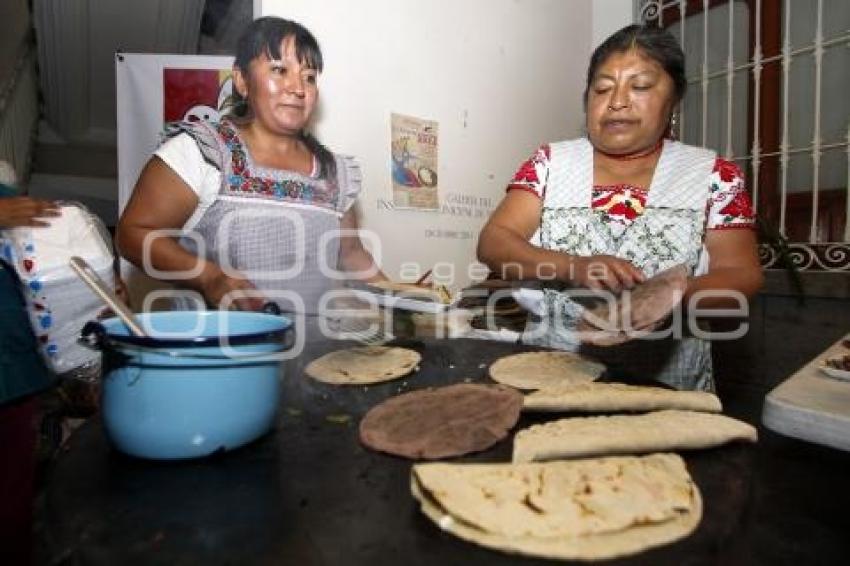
<box><xmin>526</xmin><ymin>138</ymin><xmax>717</xmax><ymax>391</ymax></box>
<box><xmin>171</xmin><ymin>119</ymin><xmax>361</xmax><ymax>327</ymax></box>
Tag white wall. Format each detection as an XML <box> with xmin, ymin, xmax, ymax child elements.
<box><xmin>261</xmin><ymin>0</ymin><xmax>593</xmax><ymax>289</ymax></box>
<box><xmin>592</xmin><ymin>0</ymin><xmax>634</xmax><ymax>47</ymax></box>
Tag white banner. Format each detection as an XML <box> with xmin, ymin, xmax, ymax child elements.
<box><xmin>116</xmin><ymin>52</ymin><xmax>233</xmax><ymax>214</ymax></box>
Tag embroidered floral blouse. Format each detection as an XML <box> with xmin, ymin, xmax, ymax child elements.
<box><xmin>508</xmin><ymin>144</ymin><xmax>755</xmax><ymax>238</ymax></box>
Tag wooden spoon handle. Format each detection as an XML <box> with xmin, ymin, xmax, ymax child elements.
<box><xmin>69</xmin><ymin>256</ymin><xmax>146</xmax><ymax>337</ymax></box>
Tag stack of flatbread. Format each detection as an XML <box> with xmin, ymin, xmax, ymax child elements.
<box><xmin>409</xmin><ymin>403</ymin><xmax>755</xmax><ymax>559</ymax></box>
<box><xmin>578</xmin><ymin>263</ymin><xmax>689</xmax><ymax>346</ymax></box>
<box><xmin>404</xmin><ymin>344</ymin><xmax>757</xmax><ymax>559</ymax></box>
<box><xmin>377</xmin><ymin>289</ymin><xmax>757</xmax><ymax>560</ymax></box>
<box><xmin>411</xmin><ymin>453</ymin><xmax>702</xmax><ymax>561</ymax></box>
<box><xmin>367</xmin><ymin>280</ymin><xmax>454</xmax><ymax>304</ymax></box>
<box><xmin>456</xmin><ymin>279</ymin><xmax>530</xmax><ymax>333</ymax></box>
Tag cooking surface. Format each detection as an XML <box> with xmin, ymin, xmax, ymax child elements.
<box><xmin>38</xmin><ymin>338</ymin><xmax>850</xmax><ymax>565</ymax></box>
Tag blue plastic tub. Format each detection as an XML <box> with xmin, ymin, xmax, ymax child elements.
<box><xmin>84</xmin><ymin>310</ymin><xmax>293</xmax><ymax>460</ymax></box>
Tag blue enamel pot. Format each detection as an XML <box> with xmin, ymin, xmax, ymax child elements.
<box><xmin>82</xmin><ymin>310</ymin><xmax>294</xmax><ymax>460</ymax></box>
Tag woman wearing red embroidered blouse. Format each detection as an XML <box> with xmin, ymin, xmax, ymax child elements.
<box><xmin>477</xmin><ymin>25</ymin><xmax>763</xmax><ymax>391</ymax></box>
<box><xmin>117</xmin><ymin>17</ymin><xmax>385</xmax><ymax>317</ymax></box>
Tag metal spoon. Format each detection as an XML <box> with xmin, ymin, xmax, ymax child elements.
<box><xmin>69</xmin><ymin>256</ymin><xmax>147</xmax><ymax>337</ymax></box>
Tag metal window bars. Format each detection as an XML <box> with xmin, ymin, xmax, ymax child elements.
<box><xmin>637</xmin><ymin>0</ymin><xmax>850</xmax><ymax>271</ymax></box>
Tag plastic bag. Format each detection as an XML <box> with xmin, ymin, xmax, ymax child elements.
<box><xmin>1</xmin><ymin>202</ymin><xmax>115</xmax><ymax>374</ymax></box>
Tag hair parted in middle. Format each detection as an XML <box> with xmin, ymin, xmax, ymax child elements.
<box><xmin>583</xmin><ymin>24</ymin><xmax>687</xmax><ymax>107</ymax></box>
<box><xmin>228</xmin><ymin>16</ymin><xmax>335</xmax><ymax>180</ymax></box>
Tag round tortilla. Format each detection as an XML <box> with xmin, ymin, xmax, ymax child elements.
<box><xmin>488</xmin><ymin>351</ymin><xmax>604</xmax><ymax>390</ymax></box>
<box><xmin>305</xmin><ymin>346</ymin><xmax>421</xmax><ymax>385</ymax></box>
<box><xmin>411</xmin><ymin>454</ymin><xmax>702</xmax><ymax>561</ymax></box>
<box><xmin>359</xmin><ymin>383</ymin><xmax>523</xmax><ymax>459</ymax></box>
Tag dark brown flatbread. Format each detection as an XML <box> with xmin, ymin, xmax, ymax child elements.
<box><xmin>578</xmin><ymin>264</ymin><xmax>688</xmax><ymax>346</ymax></box>
<box><xmin>359</xmin><ymin>383</ymin><xmax>523</xmax><ymax>459</ymax></box>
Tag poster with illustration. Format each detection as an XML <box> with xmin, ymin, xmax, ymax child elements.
<box><xmin>163</xmin><ymin>68</ymin><xmax>233</xmax><ymax>124</ymax></box>
<box><xmin>391</xmin><ymin>113</ymin><xmax>439</xmax><ymax>210</ymax></box>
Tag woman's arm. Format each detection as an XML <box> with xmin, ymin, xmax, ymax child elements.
<box><xmin>115</xmin><ymin>157</ymin><xmax>262</xmax><ymax>310</ymax></box>
<box><xmin>338</xmin><ymin>207</ymin><xmax>387</xmax><ymax>282</ymax></box>
<box><xmin>477</xmin><ymin>191</ymin><xmax>561</xmax><ymax>280</ymax></box>
<box><xmin>686</xmin><ymin>228</ymin><xmax>764</xmax><ymax>310</ymax></box>
<box><xmin>477</xmin><ymin>190</ymin><xmax>643</xmax><ymax>292</ymax></box>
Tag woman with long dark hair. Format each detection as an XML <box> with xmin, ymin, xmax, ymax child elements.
<box><xmin>118</xmin><ymin>17</ymin><xmax>385</xmax><ymax>316</ymax></box>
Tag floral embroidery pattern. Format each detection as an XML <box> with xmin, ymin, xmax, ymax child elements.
<box><xmin>508</xmin><ymin>149</ymin><xmax>755</xmax><ymax>230</ymax></box>
<box><xmin>508</xmin><ymin>144</ymin><xmax>551</xmax><ymax>197</ymax></box>
<box><xmin>718</xmin><ymin>189</ymin><xmax>755</xmax><ymax>220</ymax></box>
<box><xmin>715</xmin><ymin>159</ymin><xmax>741</xmax><ymax>183</ymax></box>
<box><xmin>709</xmin><ymin>159</ymin><xmax>755</xmax><ymax>228</ymax></box>
<box><xmin>591</xmin><ymin>184</ymin><xmax>648</xmax><ymax>237</ymax></box>
<box><xmin>215</xmin><ymin>121</ymin><xmax>340</xmax><ymax>211</ymax></box>
<box><xmin>543</xmin><ymin>207</ymin><xmax>702</xmax><ymax>274</ymax></box>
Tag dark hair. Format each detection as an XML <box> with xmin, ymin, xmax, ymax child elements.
<box><xmin>229</xmin><ymin>17</ymin><xmax>335</xmax><ymax>180</ymax></box>
<box><xmin>584</xmin><ymin>24</ymin><xmax>687</xmax><ymax>106</ymax></box>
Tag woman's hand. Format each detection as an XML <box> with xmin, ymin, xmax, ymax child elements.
<box><xmin>478</xmin><ymin>192</ymin><xmax>645</xmax><ymax>292</ymax></box>
<box><xmin>570</xmin><ymin>255</ymin><xmax>645</xmax><ymax>293</ymax></box>
<box><xmin>117</xmin><ymin>158</ymin><xmax>269</xmax><ymax>310</ymax></box>
<box><xmin>338</xmin><ymin>207</ymin><xmax>388</xmax><ymax>282</ymax></box>
<box><xmin>200</xmin><ymin>269</ymin><xmax>266</xmax><ymax>311</ymax></box>
<box><xmin>0</xmin><ymin>197</ymin><xmax>60</xmax><ymax>228</ymax></box>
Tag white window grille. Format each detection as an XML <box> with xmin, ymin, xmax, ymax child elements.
<box><xmin>636</xmin><ymin>0</ymin><xmax>850</xmax><ymax>271</ymax></box>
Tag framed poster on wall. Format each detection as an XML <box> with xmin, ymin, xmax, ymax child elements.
<box><xmin>390</xmin><ymin>113</ymin><xmax>439</xmax><ymax>211</ymax></box>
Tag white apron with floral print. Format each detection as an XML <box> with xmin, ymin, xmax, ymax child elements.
<box><xmin>525</xmin><ymin>138</ymin><xmax>717</xmax><ymax>391</ymax></box>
